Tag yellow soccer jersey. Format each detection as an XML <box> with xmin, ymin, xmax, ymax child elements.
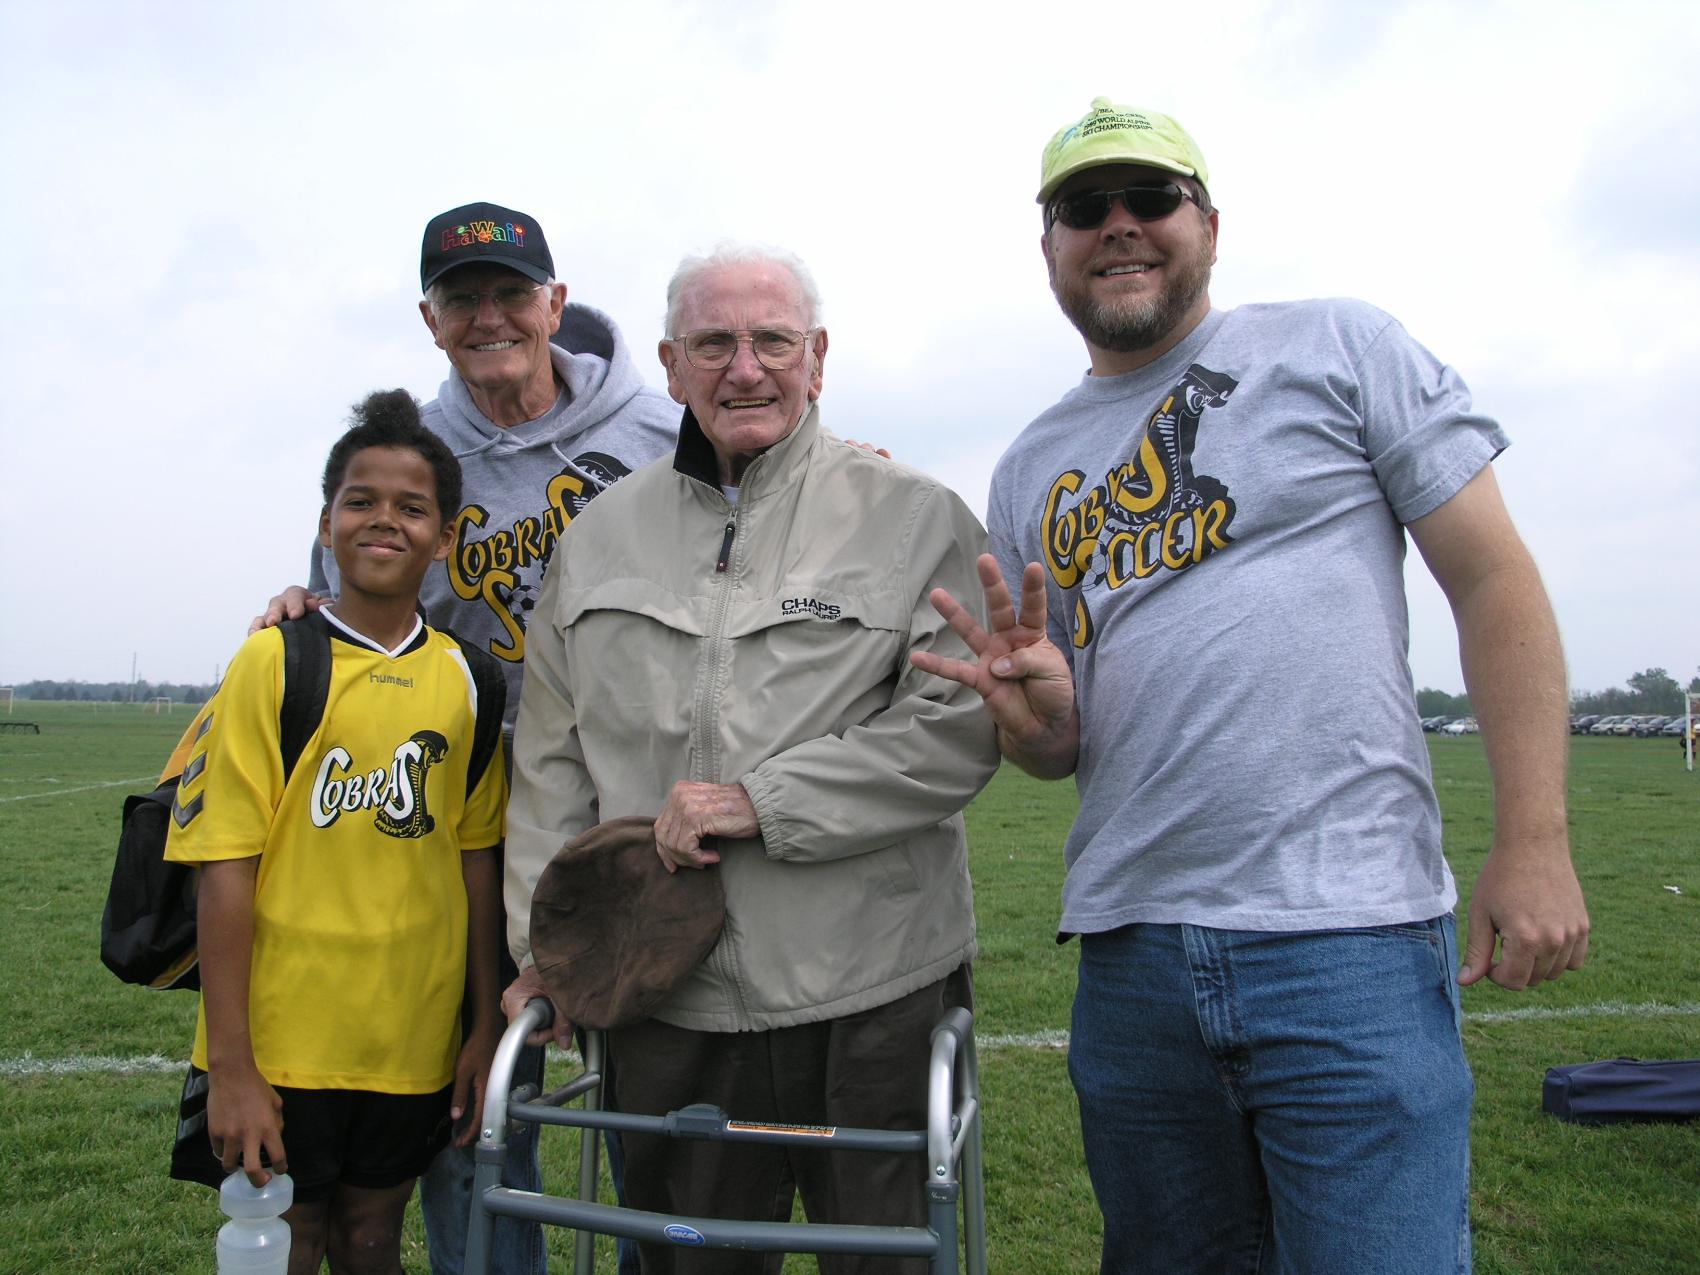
<box><xmin>167</xmin><ymin>621</ymin><xmax>507</xmax><ymax>1093</ymax></box>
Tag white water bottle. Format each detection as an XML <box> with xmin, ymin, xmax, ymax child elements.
<box><xmin>217</xmin><ymin>1170</ymin><xmax>293</xmax><ymax>1273</ymax></box>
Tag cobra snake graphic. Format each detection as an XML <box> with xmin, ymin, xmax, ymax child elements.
<box><xmin>375</xmin><ymin>730</ymin><xmax>449</xmax><ymax>839</ymax></box>
<box><xmin>1066</xmin><ymin>363</ymin><xmax>1240</xmax><ymax>647</ymax></box>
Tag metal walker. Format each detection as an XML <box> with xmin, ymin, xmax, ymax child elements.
<box><xmin>466</xmin><ymin>1000</ymin><xmax>988</xmax><ymax>1273</ymax></box>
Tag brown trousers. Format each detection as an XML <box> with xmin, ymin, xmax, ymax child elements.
<box><xmin>608</xmin><ymin>966</ymin><xmax>972</xmax><ymax>1275</ymax></box>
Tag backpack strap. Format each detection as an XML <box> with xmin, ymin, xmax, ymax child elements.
<box><xmin>277</xmin><ymin>612</ymin><xmax>333</xmax><ymax>782</ymax></box>
<box><xmin>442</xmin><ymin>628</ymin><xmax>508</xmax><ymax>797</ymax></box>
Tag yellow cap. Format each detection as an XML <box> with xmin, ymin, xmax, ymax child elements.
<box><xmin>1037</xmin><ymin>98</ymin><xmax>1209</xmax><ymax>204</ymax></box>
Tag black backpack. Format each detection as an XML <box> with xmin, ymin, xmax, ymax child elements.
<box><xmin>99</xmin><ymin>614</ymin><xmax>505</xmax><ymax>991</ymax></box>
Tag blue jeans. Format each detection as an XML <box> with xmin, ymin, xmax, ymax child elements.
<box><xmin>419</xmin><ymin>1038</ymin><xmax>641</xmax><ymax>1275</ymax></box>
<box><xmin>1070</xmin><ymin>918</ymin><xmax>1473</xmax><ymax>1274</ymax></box>
<box><xmin>418</xmin><ymin>1042</ymin><xmax>548</xmax><ymax>1275</ymax></box>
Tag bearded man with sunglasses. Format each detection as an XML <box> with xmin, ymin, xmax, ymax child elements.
<box><xmin>505</xmin><ymin>244</ymin><xmax>998</xmax><ymax>1272</ymax></box>
<box><xmin>913</xmin><ymin>101</ymin><xmax>1588</xmax><ymax>1272</ymax></box>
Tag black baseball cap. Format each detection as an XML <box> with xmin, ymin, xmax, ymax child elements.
<box><xmin>420</xmin><ymin>201</ymin><xmax>554</xmax><ymax>292</ymax></box>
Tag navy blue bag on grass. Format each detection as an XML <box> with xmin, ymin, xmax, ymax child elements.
<box><xmin>1542</xmin><ymin>1058</ymin><xmax>1700</xmax><ymax>1124</ymax></box>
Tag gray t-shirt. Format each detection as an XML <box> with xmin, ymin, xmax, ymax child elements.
<box><xmin>987</xmin><ymin>299</ymin><xmax>1508</xmax><ymax>935</ymax></box>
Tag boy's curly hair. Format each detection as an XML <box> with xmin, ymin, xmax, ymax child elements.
<box><xmin>320</xmin><ymin>389</ymin><xmax>463</xmax><ymax>517</ymax></box>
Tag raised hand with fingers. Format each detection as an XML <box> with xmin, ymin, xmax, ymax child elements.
<box><xmin>910</xmin><ymin>554</ymin><xmax>1079</xmax><ymax>779</ymax></box>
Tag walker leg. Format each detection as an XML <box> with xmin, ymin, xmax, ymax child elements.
<box><xmin>573</xmin><ymin>1030</ymin><xmax>606</xmax><ymax>1275</ymax></box>
<box><xmin>927</xmin><ymin>1183</ymin><xmax>960</xmax><ymax>1275</ymax></box>
<box><xmin>961</xmin><ymin>1038</ymin><xmax>987</xmax><ymax>1275</ymax></box>
<box><xmin>467</xmin><ymin>1144</ymin><xmax>503</xmax><ymax>1273</ymax></box>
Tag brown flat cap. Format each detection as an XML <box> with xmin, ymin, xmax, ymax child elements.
<box><xmin>528</xmin><ymin>816</ymin><xmax>726</xmax><ymax>1030</ymax></box>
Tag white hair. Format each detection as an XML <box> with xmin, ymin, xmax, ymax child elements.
<box><xmin>664</xmin><ymin>242</ymin><xmax>823</xmax><ymax>336</ymax></box>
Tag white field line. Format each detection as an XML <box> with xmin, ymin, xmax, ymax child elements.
<box><xmin>2</xmin><ymin>1052</ymin><xmax>183</xmax><ymax>1077</ymax></box>
<box><xmin>0</xmin><ymin>775</ymin><xmax>156</xmax><ymax>803</ymax></box>
<box><xmin>975</xmin><ymin>1001</ymin><xmax>1700</xmax><ymax>1048</ymax></box>
<box><xmin>9</xmin><ymin>1002</ymin><xmax>1696</xmax><ymax>1077</ymax></box>
<box><xmin>1463</xmin><ymin>1000</ymin><xmax>1700</xmax><ymax>1026</ymax></box>
<box><xmin>983</xmin><ymin>1029</ymin><xmax>1072</xmax><ymax>1049</ymax></box>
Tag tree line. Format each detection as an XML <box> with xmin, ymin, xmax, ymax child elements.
<box><xmin>9</xmin><ymin>680</ymin><xmax>215</xmax><ymax>704</ymax></box>
<box><xmin>1417</xmin><ymin>666</ymin><xmax>1700</xmax><ymax>721</ymax></box>
<box><xmin>11</xmin><ymin>666</ymin><xmax>1698</xmax><ymax>718</ymax></box>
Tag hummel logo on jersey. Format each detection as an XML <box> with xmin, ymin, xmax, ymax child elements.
<box><xmin>171</xmin><ymin>715</ymin><xmax>216</xmax><ymax>830</ymax></box>
<box><xmin>308</xmin><ymin>730</ymin><xmax>449</xmax><ymax>839</ymax></box>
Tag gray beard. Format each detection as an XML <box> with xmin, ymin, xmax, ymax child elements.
<box><xmin>1050</xmin><ymin>240</ymin><xmax>1213</xmax><ymax>355</ymax></box>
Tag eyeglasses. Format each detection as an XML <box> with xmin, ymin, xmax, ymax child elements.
<box><xmin>432</xmin><ymin>283</ymin><xmax>546</xmax><ymax>317</ymax></box>
<box><xmin>670</xmin><ymin>328</ymin><xmax>816</xmax><ymax>371</ymax></box>
<box><xmin>1046</xmin><ymin>182</ymin><xmax>1199</xmax><ymax>231</ymax></box>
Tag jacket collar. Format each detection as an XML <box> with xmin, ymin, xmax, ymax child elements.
<box><xmin>671</xmin><ymin>401</ymin><xmax>823</xmax><ymax>497</ymax></box>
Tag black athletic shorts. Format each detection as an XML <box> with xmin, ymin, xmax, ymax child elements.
<box><xmin>169</xmin><ymin>1065</ymin><xmax>453</xmax><ymax>1202</ymax></box>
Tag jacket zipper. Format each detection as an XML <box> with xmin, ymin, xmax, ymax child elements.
<box><xmin>715</xmin><ymin>520</ymin><xmax>736</xmax><ymax>573</ymax></box>
<box><xmin>700</xmin><ymin>507</ymin><xmax>748</xmax><ymax>1024</ymax></box>
<box><xmin>695</xmin><ymin>508</ymin><xmax>740</xmax><ymax>785</ymax></box>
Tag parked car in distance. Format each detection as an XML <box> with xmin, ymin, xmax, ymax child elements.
<box><xmin>1422</xmin><ymin>716</ymin><xmax>1455</xmax><ymax>732</ymax></box>
<box><xmin>1634</xmin><ymin>716</ymin><xmax>1671</xmax><ymax>737</ymax></box>
<box><xmin>1441</xmin><ymin>718</ymin><xmax>1479</xmax><ymax>736</ymax></box>
<box><xmin>1662</xmin><ymin>717</ymin><xmax>1691</xmax><ymax>736</ymax></box>
<box><xmin>1589</xmin><ymin>716</ymin><xmax>1626</xmax><ymax>735</ymax></box>
<box><xmin>1571</xmin><ymin>715</ymin><xmax>1601</xmax><ymax>735</ymax></box>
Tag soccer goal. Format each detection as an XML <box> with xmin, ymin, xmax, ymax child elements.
<box><xmin>1686</xmin><ymin>691</ymin><xmax>1699</xmax><ymax>774</ymax></box>
<box><xmin>149</xmin><ymin>696</ymin><xmax>173</xmax><ymax>715</ymax></box>
<box><xmin>0</xmin><ymin>687</ymin><xmax>12</xmax><ymax>716</ymax></box>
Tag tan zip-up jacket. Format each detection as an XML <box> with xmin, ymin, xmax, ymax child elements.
<box><xmin>507</xmin><ymin>404</ymin><xmax>999</xmax><ymax>1030</ymax></box>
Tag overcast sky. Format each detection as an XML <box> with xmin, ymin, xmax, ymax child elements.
<box><xmin>2</xmin><ymin>0</ymin><xmax>1696</xmax><ymax>699</ymax></box>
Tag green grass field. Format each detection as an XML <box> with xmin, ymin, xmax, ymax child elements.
<box><xmin>1</xmin><ymin>702</ymin><xmax>1696</xmax><ymax>1273</ymax></box>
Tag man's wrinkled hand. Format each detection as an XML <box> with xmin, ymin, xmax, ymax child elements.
<box><xmin>501</xmin><ymin>965</ymin><xmax>574</xmax><ymax>1050</ymax></box>
<box><xmin>654</xmin><ymin>781</ymin><xmax>757</xmax><ymax>873</ymax></box>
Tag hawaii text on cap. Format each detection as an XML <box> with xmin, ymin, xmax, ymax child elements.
<box><xmin>420</xmin><ymin>201</ymin><xmax>555</xmax><ymax>291</ymax></box>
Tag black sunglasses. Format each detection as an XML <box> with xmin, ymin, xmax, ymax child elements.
<box><xmin>1047</xmin><ymin>182</ymin><xmax>1199</xmax><ymax>230</ymax></box>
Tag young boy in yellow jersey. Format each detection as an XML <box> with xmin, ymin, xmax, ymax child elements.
<box><xmin>167</xmin><ymin>389</ymin><xmax>508</xmax><ymax>1274</ymax></box>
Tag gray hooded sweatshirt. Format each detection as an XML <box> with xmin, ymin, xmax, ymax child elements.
<box><xmin>310</xmin><ymin>303</ymin><xmax>679</xmax><ymax>733</ymax></box>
